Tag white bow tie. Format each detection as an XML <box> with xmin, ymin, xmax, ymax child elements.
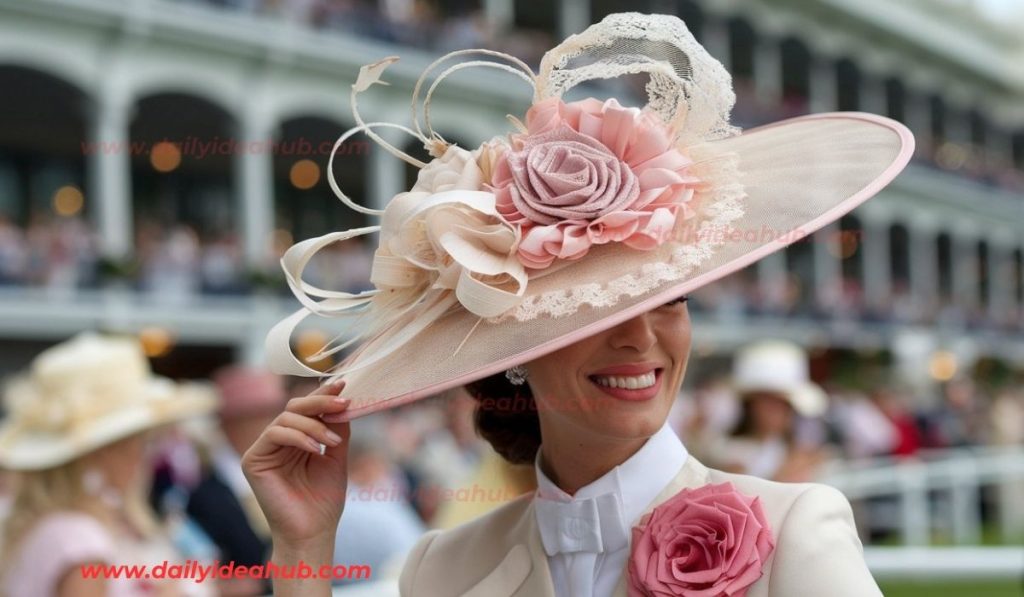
<box><xmin>535</xmin><ymin>491</ymin><xmax>630</xmax><ymax>556</ymax></box>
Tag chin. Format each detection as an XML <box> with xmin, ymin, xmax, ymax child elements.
<box><xmin>586</xmin><ymin>403</ymin><xmax>670</xmax><ymax>440</ymax></box>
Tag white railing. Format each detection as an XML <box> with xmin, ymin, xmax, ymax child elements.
<box><xmin>821</xmin><ymin>446</ymin><xmax>1024</xmax><ymax>548</ymax></box>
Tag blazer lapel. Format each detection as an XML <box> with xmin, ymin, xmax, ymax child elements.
<box><xmin>461</xmin><ymin>498</ymin><xmax>556</xmax><ymax>597</ymax></box>
<box><xmin>610</xmin><ymin>455</ymin><xmax>712</xmax><ymax>597</ymax></box>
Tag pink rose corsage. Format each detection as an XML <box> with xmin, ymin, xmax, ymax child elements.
<box><xmin>627</xmin><ymin>482</ymin><xmax>775</xmax><ymax>597</ymax></box>
<box><xmin>490</xmin><ymin>96</ymin><xmax>702</xmax><ymax>269</ymax></box>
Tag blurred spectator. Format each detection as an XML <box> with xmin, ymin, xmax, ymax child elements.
<box><xmin>332</xmin><ymin>416</ymin><xmax>425</xmax><ymax>585</ymax></box>
<box><xmin>923</xmin><ymin>377</ymin><xmax>990</xmax><ymax>448</ymax></box>
<box><xmin>869</xmin><ymin>386</ymin><xmax>922</xmax><ymax>458</ymax></box>
<box><xmin>829</xmin><ymin>389</ymin><xmax>898</xmax><ymax>460</ymax></box>
<box><xmin>171</xmin><ymin>366</ymin><xmax>289</xmax><ymax>596</ymax></box>
<box><xmin>0</xmin><ymin>333</ymin><xmax>216</xmax><ymax>597</ymax></box>
<box><xmin>706</xmin><ymin>341</ymin><xmax>831</xmax><ymax>482</ymax></box>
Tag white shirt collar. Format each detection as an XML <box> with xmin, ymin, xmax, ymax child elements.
<box><xmin>533</xmin><ymin>420</ymin><xmax>688</xmax><ymax>527</ymax></box>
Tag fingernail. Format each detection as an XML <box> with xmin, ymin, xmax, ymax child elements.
<box><xmin>333</xmin><ymin>397</ymin><xmax>350</xmax><ymax>405</ymax></box>
<box><xmin>307</xmin><ymin>438</ymin><xmax>323</xmax><ymax>452</ymax></box>
<box><xmin>325</xmin><ymin>430</ymin><xmax>342</xmax><ymax>445</ymax></box>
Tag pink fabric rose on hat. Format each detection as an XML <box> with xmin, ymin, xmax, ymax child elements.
<box><xmin>491</xmin><ymin>97</ymin><xmax>701</xmax><ymax>269</ymax></box>
<box><xmin>627</xmin><ymin>482</ymin><xmax>775</xmax><ymax>597</ymax></box>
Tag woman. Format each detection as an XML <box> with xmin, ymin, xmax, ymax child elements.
<box><xmin>247</xmin><ymin>12</ymin><xmax>914</xmax><ymax>596</ymax></box>
<box><xmin>0</xmin><ymin>333</ymin><xmax>217</xmax><ymax>597</ymax></box>
<box><xmin>710</xmin><ymin>340</ymin><xmax>832</xmax><ymax>482</ymax></box>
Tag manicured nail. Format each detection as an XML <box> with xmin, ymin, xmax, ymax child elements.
<box><xmin>325</xmin><ymin>430</ymin><xmax>343</xmax><ymax>445</ymax></box>
<box><xmin>307</xmin><ymin>438</ymin><xmax>323</xmax><ymax>452</ymax></box>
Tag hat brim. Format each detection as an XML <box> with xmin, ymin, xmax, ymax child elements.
<box><xmin>320</xmin><ymin>112</ymin><xmax>913</xmax><ymax>420</ymax></box>
<box><xmin>0</xmin><ymin>379</ymin><xmax>217</xmax><ymax>471</ymax></box>
<box><xmin>736</xmin><ymin>382</ymin><xmax>830</xmax><ymax>418</ymax></box>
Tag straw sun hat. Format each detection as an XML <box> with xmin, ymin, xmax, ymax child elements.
<box><xmin>0</xmin><ymin>333</ymin><xmax>216</xmax><ymax>470</ymax></box>
<box><xmin>266</xmin><ymin>12</ymin><xmax>914</xmax><ymax>420</ymax></box>
<box><xmin>732</xmin><ymin>341</ymin><xmax>828</xmax><ymax>418</ymax></box>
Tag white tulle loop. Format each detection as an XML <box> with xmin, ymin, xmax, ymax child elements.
<box><xmin>422</xmin><ymin>60</ymin><xmax>536</xmax><ymax>144</ymax></box>
<box><xmin>411</xmin><ymin>48</ymin><xmax>536</xmax><ymax>143</ymax></box>
<box><xmin>327</xmin><ymin>122</ymin><xmax>424</xmax><ymax>217</ymax></box>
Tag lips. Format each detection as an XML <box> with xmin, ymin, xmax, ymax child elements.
<box><xmin>589</xmin><ymin>364</ymin><xmax>667</xmax><ymax>401</ymax></box>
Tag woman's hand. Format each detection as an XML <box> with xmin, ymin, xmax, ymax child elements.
<box><xmin>241</xmin><ymin>379</ymin><xmax>352</xmax><ymax>549</ymax></box>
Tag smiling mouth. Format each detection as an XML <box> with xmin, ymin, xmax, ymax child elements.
<box><xmin>586</xmin><ymin>367</ymin><xmax>665</xmax><ymax>400</ymax></box>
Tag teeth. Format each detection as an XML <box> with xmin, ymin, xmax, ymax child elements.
<box><xmin>592</xmin><ymin>371</ymin><xmax>657</xmax><ymax>390</ymax></box>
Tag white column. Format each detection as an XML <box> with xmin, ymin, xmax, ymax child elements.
<box><xmin>987</xmin><ymin>243</ymin><xmax>1013</xmax><ymax>323</ymax></box>
<box><xmin>236</xmin><ymin>112</ymin><xmax>275</xmax><ymax>269</ymax></box>
<box><xmin>556</xmin><ymin>0</ymin><xmax>590</xmax><ymax>43</ymax></box>
<box><xmin>368</xmin><ymin>135</ymin><xmax>405</xmax><ymax>212</ymax></box>
<box><xmin>813</xmin><ymin>223</ymin><xmax>842</xmax><ymax>309</ymax></box>
<box><xmin>951</xmin><ymin>233</ymin><xmax>979</xmax><ymax>312</ymax></box>
<box><xmin>700</xmin><ymin>17</ymin><xmax>731</xmax><ymax>69</ymax></box>
<box><xmin>482</xmin><ymin>0</ymin><xmax>513</xmax><ymax>30</ymax></box>
<box><xmin>909</xmin><ymin>225</ymin><xmax>938</xmax><ymax>316</ymax></box>
<box><xmin>861</xmin><ymin>216</ymin><xmax>891</xmax><ymax>311</ymax></box>
<box><xmin>753</xmin><ymin>36</ymin><xmax>783</xmax><ymax>108</ymax></box>
<box><xmin>809</xmin><ymin>56</ymin><xmax>837</xmax><ymax>114</ymax></box>
<box><xmin>87</xmin><ymin>95</ymin><xmax>134</xmax><ymax>260</ymax></box>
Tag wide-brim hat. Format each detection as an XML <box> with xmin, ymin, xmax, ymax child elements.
<box><xmin>0</xmin><ymin>333</ymin><xmax>216</xmax><ymax>470</ymax></box>
<box><xmin>732</xmin><ymin>340</ymin><xmax>828</xmax><ymax>418</ymax></box>
<box><xmin>266</xmin><ymin>13</ymin><xmax>914</xmax><ymax>421</ymax></box>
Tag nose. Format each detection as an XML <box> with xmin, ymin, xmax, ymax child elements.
<box><xmin>607</xmin><ymin>312</ymin><xmax>658</xmax><ymax>353</ymax></box>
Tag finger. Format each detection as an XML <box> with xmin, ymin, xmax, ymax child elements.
<box><xmin>277</xmin><ymin>412</ymin><xmax>345</xmax><ymax>447</ymax></box>
<box><xmin>264</xmin><ymin>425</ymin><xmax>323</xmax><ymax>455</ymax></box>
<box><xmin>320</xmin><ymin>410</ymin><xmax>354</xmax><ymax>424</ymax></box>
<box><xmin>322</xmin><ymin>419</ymin><xmax>351</xmax><ymax>460</ymax></box>
<box><xmin>285</xmin><ymin>394</ymin><xmax>351</xmax><ymax>417</ymax></box>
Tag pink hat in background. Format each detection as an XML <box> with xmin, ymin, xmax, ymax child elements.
<box><xmin>212</xmin><ymin>365</ymin><xmax>287</xmax><ymax>419</ymax></box>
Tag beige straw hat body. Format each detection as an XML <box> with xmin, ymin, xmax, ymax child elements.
<box><xmin>266</xmin><ymin>13</ymin><xmax>914</xmax><ymax>420</ymax></box>
<box><xmin>0</xmin><ymin>333</ymin><xmax>216</xmax><ymax>470</ymax></box>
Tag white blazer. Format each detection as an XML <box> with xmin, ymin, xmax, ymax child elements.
<box><xmin>397</xmin><ymin>455</ymin><xmax>882</xmax><ymax>596</ymax></box>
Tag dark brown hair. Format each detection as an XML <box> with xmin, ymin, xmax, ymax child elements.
<box><xmin>465</xmin><ymin>372</ymin><xmax>541</xmax><ymax>465</ymax></box>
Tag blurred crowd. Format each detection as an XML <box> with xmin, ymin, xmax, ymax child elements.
<box><xmin>179</xmin><ymin>0</ymin><xmax>556</xmax><ymax>66</ymax></box>
<box><xmin>0</xmin><ymin>334</ymin><xmax>1020</xmax><ymax>595</ymax></box>
<box><xmin>0</xmin><ymin>215</ymin><xmax>375</xmax><ymax>298</ymax></box>
<box><xmin>1</xmin><ymin>212</ymin><xmax>1021</xmax><ymax>335</ymax></box>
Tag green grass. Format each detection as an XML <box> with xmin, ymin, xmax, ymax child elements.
<box><xmin>880</xmin><ymin>580</ymin><xmax>1023</xmax><ymax>597</ymax></box>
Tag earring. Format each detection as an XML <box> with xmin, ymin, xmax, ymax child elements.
<box><xmin>505</xmin><ymin>365</ymin><xmax>529</xmax><ymax>385</ymax></box>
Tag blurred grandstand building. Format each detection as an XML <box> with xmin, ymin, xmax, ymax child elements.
<box><xmin>0</xmin><ymin>0</ymin><xmax>1022</xmax><ymax>395</ymax></box>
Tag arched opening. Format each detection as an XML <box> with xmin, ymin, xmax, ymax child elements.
<box><xmin>727</xmin><ymin>17</ymin><xmax>755</xmax><ymax>81</ymax></box>
<box><xmin>0</xmin><ymin>65</ymin><xmax>91</xmax><ymax>288</ymax></box>
<box><xmin>836</xmin><ymin>58</ymin><xmax>861</xmax><ymax>112</ymax></box>
<box><xmin>130</xmin><ymin>92</ymin><xmax>236</xmax><ymax>295</ymax></box>
<box><xmin>674</xmin><ymin>0</ymin><xmax>704</xmax><ymax>42</ymax></box>
<box><xmin>839</xmin><ymin>215</ymin><xmax>863</xmax><ymax>310</ymax></box>
<box><xmin>889</xmin><ymin>224</ymin><xmax>910</xmax><ymax>303</ymax></box>
<box><xmin>884</xmin><ymin>78</ymin><xmax>905</xmax><ymax>123</ymax></box>
<box><xmin>784</xmin><ymin>236</ymin><xmax>815</xmax><ymax>314</ymax></box>
<box><xmin>977</xmin><ymin>240</ymin><xmax>989</xmax><ymax>310</ymax></box>
<box><xmin>274</xmin><ymin>116</ymin><xmax>371</xmax><ymax>294</ymax></box>
<box><xmin>937</xmin><ymin>232</ymin><xmax>953</xmax><ymax>303</ymax></box>
<box><xmin>779</xmin><ymin>37</ymin><xmax>811</xmax><ymax>116</ymax></box>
